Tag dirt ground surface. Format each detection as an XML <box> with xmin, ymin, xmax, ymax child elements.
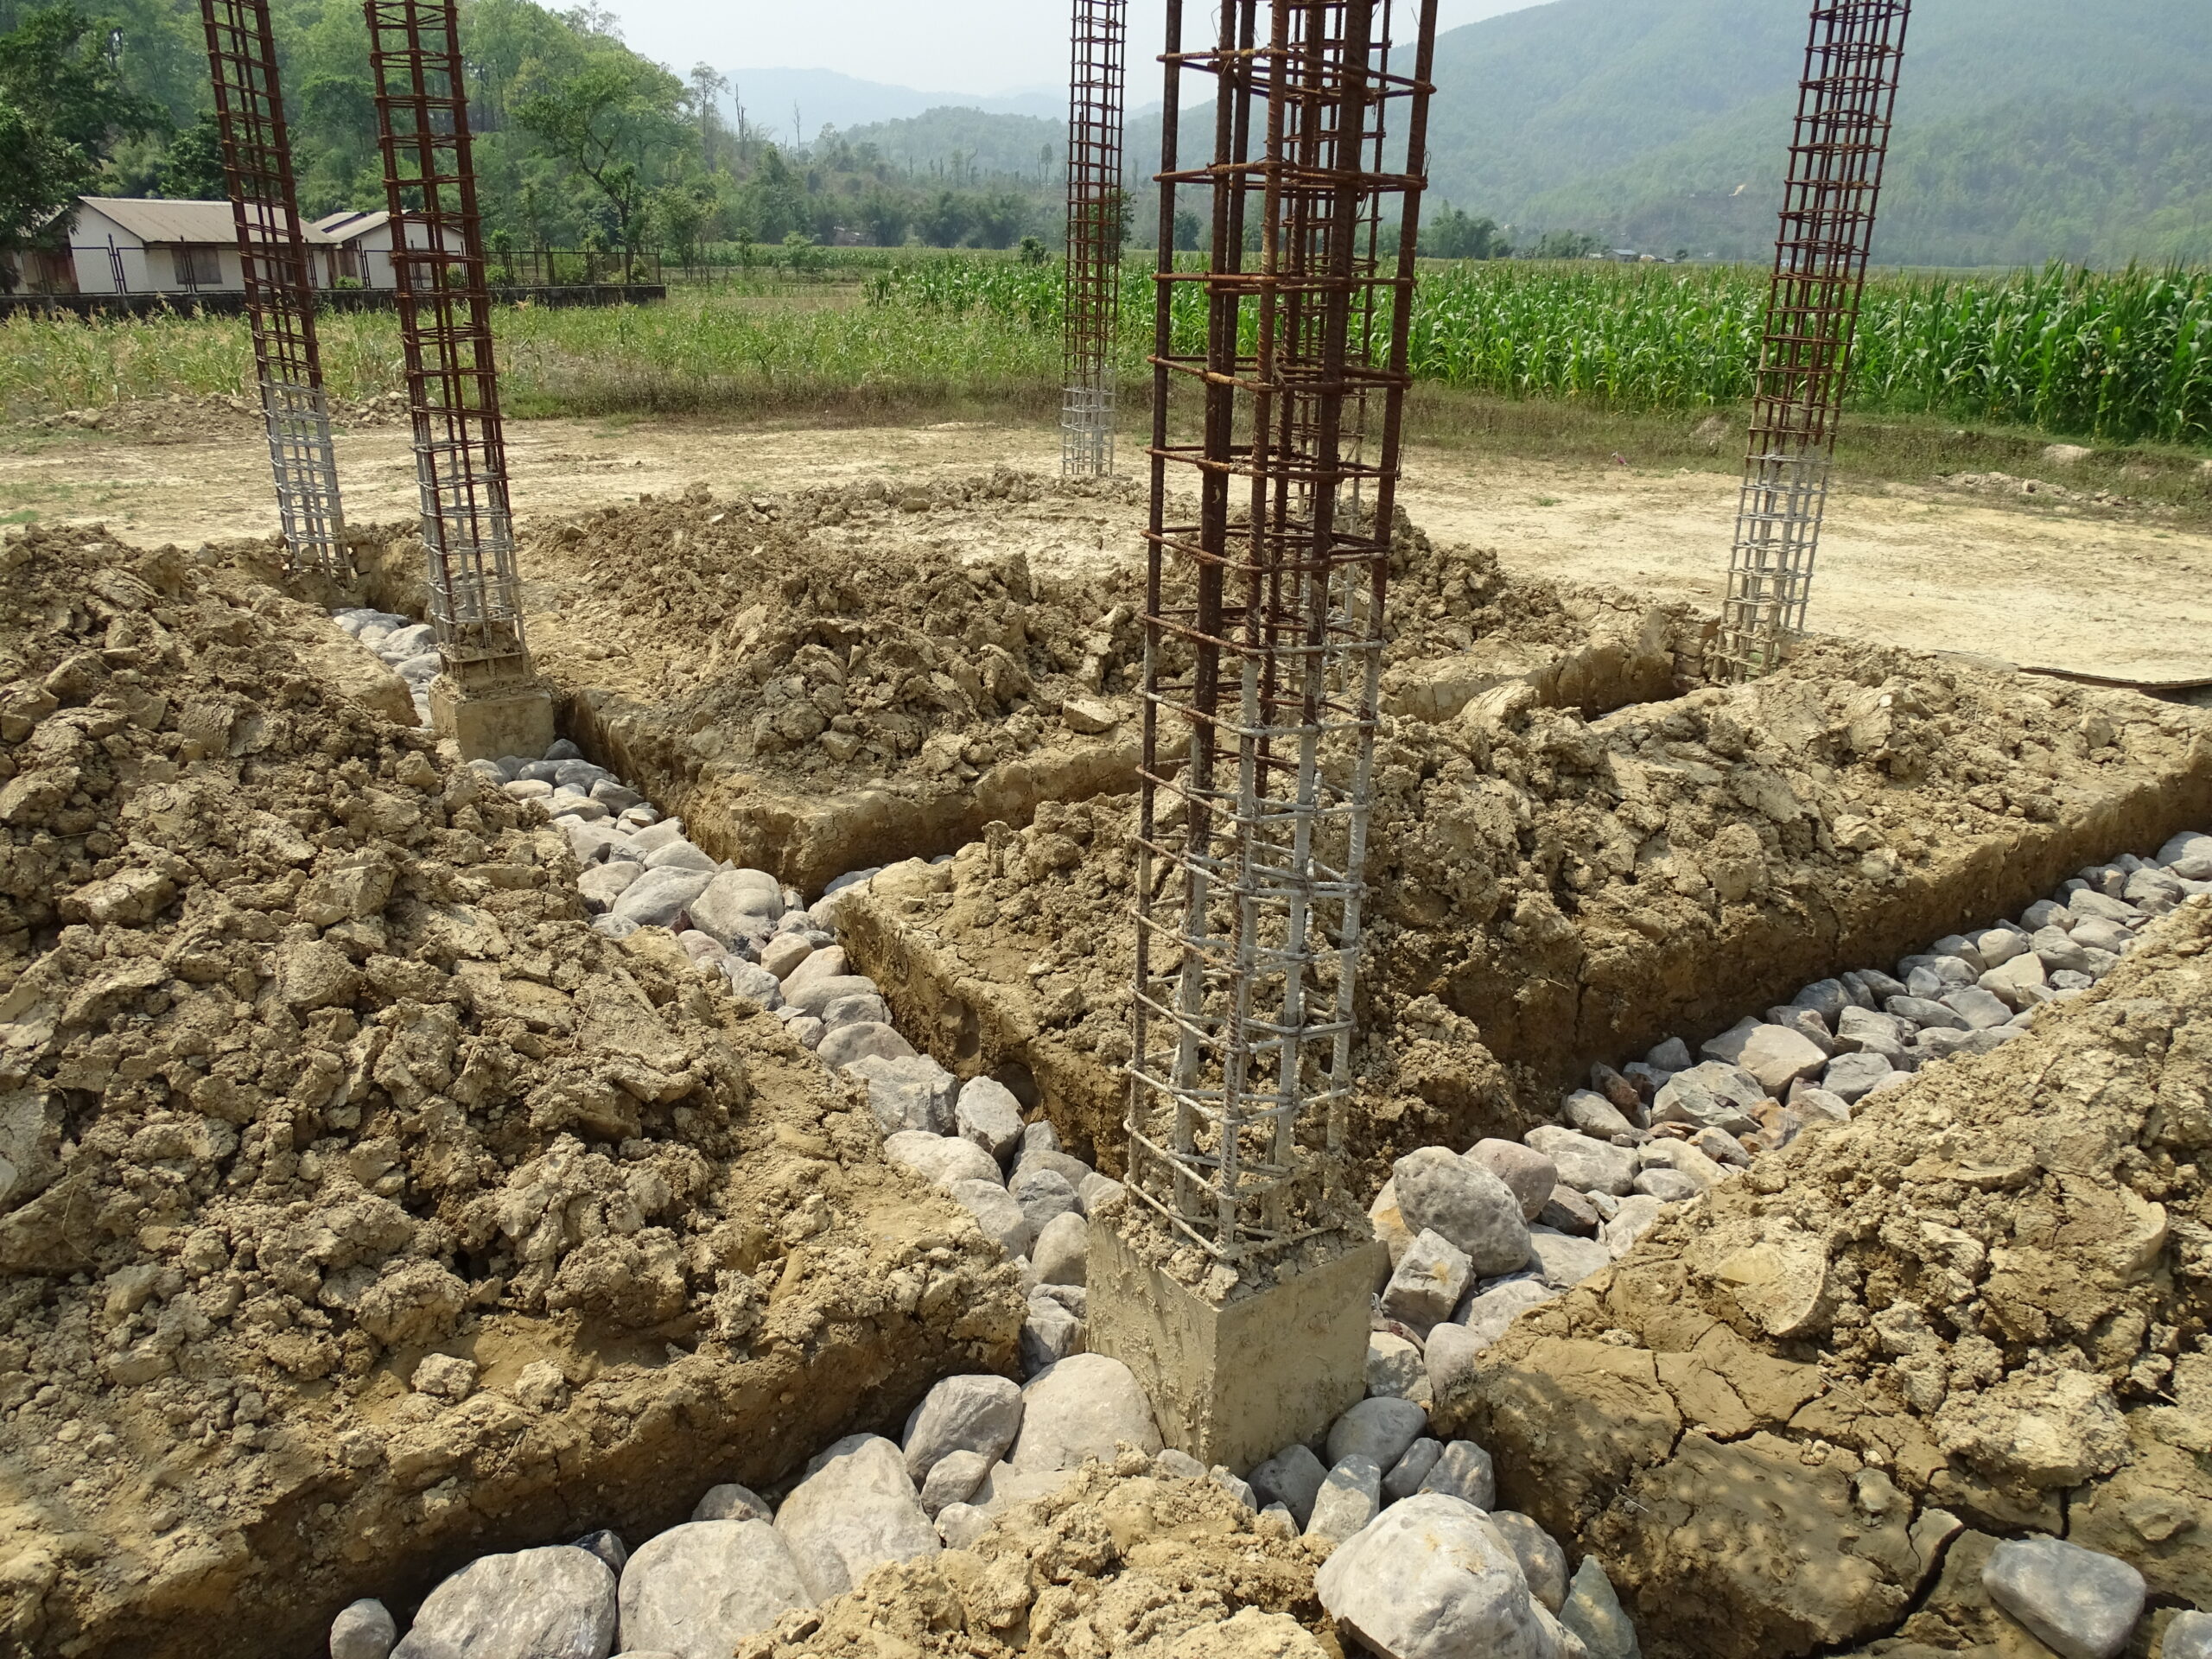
<box><xmin>1440</xmin><ymin>896</ymin><xmax>2212</xmax><ymax>1659</ymax></box>
<box><xmin>0</xmin><ymin>524</ymin><xmax>1023</xmax><ymax>1658</ymax></box>
<box><xmin>734</xmin><ymin>1462</ymin><xmax>1331</xmax><ymax>1659</ymax></box>
<box><xmin>4</xmin><ymin>411</ymin><xmax>2209</xmax><ymax>687</ymax></box>
<box><xmin>829</xmin><ymin>607</ymin><xmax>2212</xmax><ymax>1173</ymax></box>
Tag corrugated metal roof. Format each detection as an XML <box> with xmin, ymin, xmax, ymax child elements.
<box><xmin>73</xmin><ymin>197</ymin><xmax>339</xmax><ymax>246</ymax></box>
<box><xmin>313</xmin><ymin>209</ymin><xmax>391</xmax><ymax>243</ymax></box>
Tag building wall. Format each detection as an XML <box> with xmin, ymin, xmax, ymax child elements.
<box><xmin>67</xmin><ymin>238</ymin><xmax>151</xmax><ymax>296</ymax></box>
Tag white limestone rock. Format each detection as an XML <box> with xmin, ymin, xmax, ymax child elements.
<box><xmin>902</xmin><ymin>1373</ymin><xmax>1025</xmax><ymax>1484</ymax></box>
<box><xmin>1522</xmin><ymin>1127</ymin><xmax>1637</xmax><ymax>1198</ymax></box>
<box><xmin>1491</xmin><ymin>1511</ymin><xmax>1569</xmax><ymax>1613</ymax></box>
<box><xmin>1366</xmin><ymin>1332</ymin><xmax>1432</xmax><ymax>1405</ymax></box>
<box><xmin>330</xmin><ymin>1599</ymin><xmax>398</xmax><ymax>1659</ymax></box>
<box><xmin>1306</xmin><ymin>1454</ymin><xmax>1383</xmax><ymax>1545</ymax></box>
<box><xmin>1315</xmin><ymin>1495</ymin><xmax>1552</xmax><ymax>1659</ymax></box>
<box><xmin>1417</xmin><ymin>1440</ymin><xmax>1498</xmax><ymax>1510</ymax></box>
<box><xmin>1981</xmin><ymin>1536</ymin><xmax>2145</xmax><ymax>1659</ymax></box>
<box><xmin>954</xmin><ymin>1077</ymin><xmax>1027</xmax><ymax>1164</ymax></box>
<box><xmin>883</xmin><ymin>1130</ymin><xmax>1001</xmax><ymax>1191</ymax></box>
<box><xmin>918</xmin><ymin>1448</ymin><xmax>995</xmax><ymax>1518</ymax></box>
<box><xmin>616</xmin><ymin>1521</ymin><xmax>811</xmax><ymax>1658</ymax></box>
<box><xmin>391</xmin><ymin>1546</ymin><xmax>617</xmax><ymax>1659</ymax></box>
<box><xmin>1392</xmin><ymin>1147</ymin><xmax>1530</xmax><ymax>1275</ymax></box>
<box><xmin>1379</xmin><ymin>1228</ymin><xmax>1474</xmax><ymax>1332</ymax></box>
<box><xmin>690</xmin><ymin>1483</ymin><xmax>772</xmax><ymax>1523</ymax></box>
<box><xmin>1561</xmin><ymin>1557</ymin><xmax>1641</xmax><ymax>1659</ymax></box>
<box><xmin>1031</xmin><ymin>1210</ymin><xmax>1089</xmax><ymax>1287</ymax></box>
<box><xmin>1326</xmin><ymin>1395</ymin><xmax>1428</xmax><ymax>1471</ymax></box>
<box><xmin>1007</xmin><ymin>1353</ymin><xmax>1160</xmax><ymax>1471</ymax></box>
<box><xmin>774</xmin><ymin>1433</ymin><xmax>939</xmax><ymax>1602</ymax></box>
<box><xmin>948</xmin><ymin>1178</ymin><xmax>1036</xmax><ymax>1257</ymax></box>
<box><xmin>1464</xmin><ymin>1139</ymin><xmax>1559</xmax><ymax>1221</ymax></box>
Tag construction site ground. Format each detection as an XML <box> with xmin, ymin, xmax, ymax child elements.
<box><xmin>2</xmin><ymin>405</ymin><xmax>2209</xmax><ymax>1659</ymax></box>
<box><xmin>4</xmin><ymin>409</ymin><xmax>2209</xmax><ymax>688</ymax></box>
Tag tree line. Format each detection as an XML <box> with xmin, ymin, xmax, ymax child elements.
<box><xmin>0</xmin><ymin>0</ymin><xmax>1066</xmax><ymax>280</ymax></box>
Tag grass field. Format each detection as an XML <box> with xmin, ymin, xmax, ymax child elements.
<box><xmin>3</xmin><ymin>257</ymin><xmax>2208</xmax><ymax>475</ymax></box>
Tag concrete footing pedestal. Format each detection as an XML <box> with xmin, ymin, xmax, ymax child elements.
<box><xmin>1087</xmin><ymin>1211</ymin><xmax>1385</xmax><ymax>1472</ymax></box>
<box><xmin>429</xmin><ymin>672</ymin><xmax>556</xmax><ymax>762</ymax></box>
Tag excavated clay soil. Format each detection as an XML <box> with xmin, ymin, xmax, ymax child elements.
<box><xmin>0</xmin><ymin>524</ymin><xmax>1023</xmax><ymax>1659</ymax></box>
<box><xmin>830</xmin><ymin>637</ymin><xmax>2212</xmax><ymax>1172</ymax></box>
<box><xmin>715</xmin><ymin>897</ymin><xmax>2211</xmax><ymax>1659</ymax></box>
<box><xmin>736</xmin><ymin>1461</ymin><xmax>1328</xmax><ymax>1659</ymax></box>
<box><xmin>1439</xmin><ymin>899</ymin><xmax>2212</xmax><ymax>1659</ymax></box>
<box><xmin>315</xmin><ymin>474</ymin><xmax>2212</xmax><ymax>1176</ymax></box>
<box><xmin>331</xmin><ymin>474</ymin><xmax>1695</xmax><ymax>893</ymax></box>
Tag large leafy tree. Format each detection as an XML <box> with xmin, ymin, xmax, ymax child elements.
<box><xmin>0</xmin><ymin>3</ymin><xmax>162</xmax><ymax>273</ymax></box>
<box><xmin>155</xmin><ymin>110</ymin><xmax>225</xmax><ymax>200</ymax></box>
<box><xmin>512</xmin><ymin>54</ymin><xmax>685</xmax><ymax>260</ymax></box>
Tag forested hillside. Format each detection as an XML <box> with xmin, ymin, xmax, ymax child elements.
<box><xmin>3</xmin><ymin>0</ymin><xmax>2204</xmax><ymax>269</ymax></box>
<box><xmin>1423</xmin><ymin>0</ymin><xmax>2212</xmax><ymax>265</ymax></box>
<box><xmin>0</xmin><ymin>0</ymin><xmax>1061</xmax><ymax>265</ymax></box>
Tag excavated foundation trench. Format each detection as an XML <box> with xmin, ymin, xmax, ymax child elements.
<box><xmin>226</xmin><ymin>479</ymin><xmax>2212</xmax><ymax>1659</ymax></box>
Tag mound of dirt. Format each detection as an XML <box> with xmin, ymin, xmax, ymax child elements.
<box><xmin>331</xmin><ymin>476</ymin><xmax>1700</xmax><ymax>889</ymax></box>
<box><xmin>1436</xmin><ymin>897</ymin><xmax>2212</xmax><ymax>1659</ymax></box>
<box><xmin>735</xmin><ymin>1460</ymin><xmax>1328</xmax><ymax>1659</ymax></box>
<box><xmin>0</xmin><ymin>524</ymin><xmax>1024</xmax><ymax>1658</ymax></box>
<box><xmin>835</xmin><ymin>639</ymin><xmax>2212</xmax><ymax>1170</ymax></box>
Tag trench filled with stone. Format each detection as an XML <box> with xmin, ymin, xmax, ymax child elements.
<box><xmin>2</xmin><ymin>484</ymin><xmax>2208</xmax><ymax>1659</ymax></box>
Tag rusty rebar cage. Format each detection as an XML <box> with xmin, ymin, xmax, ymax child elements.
<box><xmin>1717</xmin><ymin>0</ymin><xmax>1910</xmax><ymax>682</ymax></box>
<box><xmin>200</xmin><ymin>0</ymin><xmax>348</xmax><ymax>579</ymax></box>
<box><xmin>364</xmin><ymin>0</ymin><xmax>533</xmax><ymax>686</ymax></box>
<box><xmin>1062</xmin><ymin>0</ymin><xmax>1127</xmax><ymax>477</ymax></box>
<box><xmin>1125</xmin><ymin>0</ymin><xmax>1439</xmax><ymax>1265</ymax></box>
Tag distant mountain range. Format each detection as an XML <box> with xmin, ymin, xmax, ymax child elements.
<box><xmin>763</xmin><ymin>0</ymin><xmax>2212</xmax><ymax>268</ymax></box>
<box><xmin>1421</xmin><ymin>0</ymin><xmax>2212</xmax><ymax>266</ymax></box>
<box><xmin>723</xmin><ymin>67</ymin><xmax>1060</xmax><ymax>143</ymax></box>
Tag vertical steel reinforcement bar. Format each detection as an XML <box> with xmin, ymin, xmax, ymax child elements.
<box><xmin>364</xmin><ymin>0</ymin><xmax>536</xmax><ymax>692</ymax></box>
<box><xmin>1716</xmin><ymin>0</ymin><xmax>1910</xmax><ymax>681</ymax></box>
<box><xmin>200</xmin><ymin>0</ymin><xmax>349</xmax><ymax>578</ymax></box>
<box><xmin>1062</xmin><ymin>0</ymin><xmax>1128</xmax><ymax>476</ymax></box>
<box><xmin>1126</xmin><ymin>0</ymin><xmax>1438</xmax><ymax>1264</ymax></box>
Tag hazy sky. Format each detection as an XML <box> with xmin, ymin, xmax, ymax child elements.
<box><xmin>592</xmin><ymin>0</ymin><xmax>1542</xmax><ymax>94</ymax></box>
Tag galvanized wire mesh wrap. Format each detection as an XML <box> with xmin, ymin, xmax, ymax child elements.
<box><xmin>1718</xmin><ymin>0</ymin><xmax>1910</xmax><ymax>683</ymax></box>
<box><xmin>1126</xmin><ymin>0</ymin><xmax>1438</xmax><ymax>1265</ymax></box>
<box><xmin>200</xmin><ymin>0</ymin><xmax>348</xmax><ymax>578</ymax></box>
<box><xmin>364</xmin><ymin>0</ymin><xmax>532</xmax><ymax>681</ymax></box>
<box><xmin>1062</xmin><ymin>0</ymin><xmax>1128</xmax><ymax>478</ymax></box>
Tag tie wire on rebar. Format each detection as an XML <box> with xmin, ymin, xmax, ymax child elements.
<box><xmin>1062</xmin><ymin>0</ymin><xmax>1128</xmax><ymax>477</ymax></box>
<box><xmin>1124</xmin><ymin>0</ymin><xmax>1439</xmax><ymax>1266</ymax></box>
<box><xmin>200</xmin><ymin>0</ymin><xmax>350</xmax><ymax>579</ymax></box>
<box><xmin>1717</xmin><ymin>0</ymin><xmax>1910</xmax><ymax>682</ymax></box>
<box><xmin>364</xmin><ymin>0</ymin><xmax>536</xmax><ymax>686</ymax></box>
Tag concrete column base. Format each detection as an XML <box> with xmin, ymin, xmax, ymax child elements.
<box><xmin>429</xmin><ymin>673</ymin><xmax>556</xmax><ymax>762</ymax></box>
<box><xmin>1087</xmin><ymin>1210</ymin><xmax>1385</xmax><ymax>1473</ymax></box>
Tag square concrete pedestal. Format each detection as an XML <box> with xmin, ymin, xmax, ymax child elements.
<box><xmin>429</xmin><ymin>674</ymin><xmax>556</xmax><ymax>763</ymax></box>
<box><xmin>1087</xmin><ymin>1211</ymin><xmax>1385</xmax><ymax>1473</ymax></box>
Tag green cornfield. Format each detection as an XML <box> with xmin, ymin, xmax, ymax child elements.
<box><xmin>873</xmin><ymin>257</ymin><xmax>2212</xmax><ymax>447</ymax></box>
<box><xmin>3</xmin><ymin>255</ymin><xmax>2206</xmax><ymax>446</ymax></box>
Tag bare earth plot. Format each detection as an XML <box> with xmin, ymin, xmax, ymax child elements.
<box><xmin>2</xmin><ymin>413</ymin><xmax>2208</xmax><ymax>683</ymax></box>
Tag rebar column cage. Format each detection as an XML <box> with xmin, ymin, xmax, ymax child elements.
<box><xmin>1061</xmin><ymin>0</ymin><xmax>1127</xmax><ymax>477</ymax></box>
<box><xmin>200</xmin><ymin>0</ymin><xmax>348</xmax><ymax>579</ymax></box>
<box><xmin>364</xmin><ymin>0</ymin><xmax>533</xmax><ymax>684</ymax></box>
<box><xmin>1125</xmin><ymin>0</ymin><xmax>1439</xmax><ymax>1266</ymax></box>
<box><xmin>1716</xmin><ymin>0</ymin><xmax>1910</xmax><ymax>682</ymax></box>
